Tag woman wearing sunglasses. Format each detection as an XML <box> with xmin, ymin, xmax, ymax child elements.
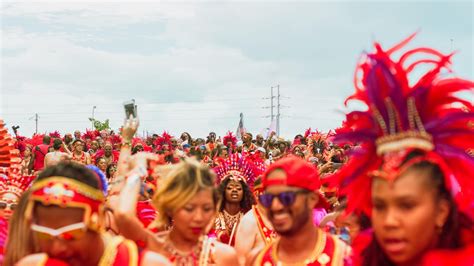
<box><xmin>15</xmin><ymin>162</ymin><xmax>171</xmax><ymax>266</ymax></box>
<box><xmin>249</xmin><ymin>156</ymin><xmax>350</xmax><ymax>266</ymax></box>
<box><xmin>113</xmin><ymin>157</ymin><xmax>239</xmax><ymax>265</ymax></box>
<box><xmin>330</xmin><ymin>35</ymin><xmax>474</xmax><ymax>266</ymax></box>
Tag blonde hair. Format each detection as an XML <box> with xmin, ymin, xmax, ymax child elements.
<box><xmin>152</xmin><ymin>158</ymin><xmax>219</xmax><ymax>227</ymax></box>
<box><xmin>4</xmin><ymin>189</ymin><xmax>38</xmax><ymax>266</ymax></box>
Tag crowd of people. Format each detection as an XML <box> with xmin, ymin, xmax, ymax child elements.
<box><xmin>0</xmin><ymin>35</ymin><xmax>473</xmax><ymax>266</ymax></box>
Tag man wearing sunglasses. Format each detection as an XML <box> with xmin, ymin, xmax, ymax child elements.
<box><xmin>17</xmin><ymin>162</ymin><xmax>170</xmax><ymax>266</ymax></box>
<box><xmin>250</xmin><ymin>156</ymin><xmax>350</xmax><ymax>266</ymax></box>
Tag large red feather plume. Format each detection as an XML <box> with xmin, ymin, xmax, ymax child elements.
<box><xmin>328</xmin><ymin>33</ymin><xmax>474</xmax><ymax>220</ymax></box>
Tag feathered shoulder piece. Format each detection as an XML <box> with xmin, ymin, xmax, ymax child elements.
<box><xmin>329</xmin><ymin>33</ymin><xmax>474</xmax><ymax>217</ymax></box>
<box><xmin>213</xmin><ymin>154</ymin><xmax>262</xmax><ymax>188</ymax></box>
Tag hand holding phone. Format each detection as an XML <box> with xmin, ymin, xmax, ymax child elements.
<box><xmin>123</xmin><ymin>100</ymin><xmax>137</xmax><ymax>119</ymax></box>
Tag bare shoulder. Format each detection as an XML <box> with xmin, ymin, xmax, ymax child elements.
<box><xmin>141</xmin><ymin>250</ymin><xmax>173</xmax><ymax>266</ymax></box>
<box><xmin>213</xmin><ymin>241</ymin><xmax>239</xmax><ymax>266</ymax></box>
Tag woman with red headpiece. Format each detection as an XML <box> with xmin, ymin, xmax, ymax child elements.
<box><xmin>330</xmin><ymin>33</ymin><xmax>474</xmax><ymax>266</ymax></box>
<box><xmin>213</xmin><ymin>154</ymin><xmax>259</xmax><ymax>246</ymax></box>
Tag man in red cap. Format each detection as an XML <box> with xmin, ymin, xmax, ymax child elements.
<box><xmin>249</xmin><ymin>156</ymin><xmax>350</xmax><ymax>266</ymax></box>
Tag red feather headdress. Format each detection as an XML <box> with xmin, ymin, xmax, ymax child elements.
<box><xmin>213</xmin><ymin>154</ymin><xmax>263</xmax><ymax>189</ymax></box>
<box><xmin>25</xmin><ymin>134</ymin><xmax>46</xmax><ymax>147</ymax></box>
<box><xmin>108</xmin><ymin>134</ymin><xmax>122</xmax><ymax>146</ymax></box>
<box><xmin>222</xmin><ymin>131</ymin><xmax>237</xmax><ymax>148</ymax></box>
<box><xmin>48</xmin><ymin>131</ymin><xmax>62</xmax><ymax>139</ymax></box>
<box><xmin>0</xmin><ymin>120</ymin><xmax>22</xmax><ymax>179</ymax></box>
<box><xmin>0</xmin><ymin>120</ymin><xmax>33</xmax><ymax>198</ymax></box>
<box><xmin>328</xmin><ymin>33</ymin><xmax>474</xmax><ymax>218</ymax></box>
<box><xmin>153</xmin><ymin>131</ymin><xmax>173</xmax><ymax>151</ymax></box>
<box><xmin>82</xmin><ymin>129</ymin><xmax>99</xmax><ymax>140</ymax></box>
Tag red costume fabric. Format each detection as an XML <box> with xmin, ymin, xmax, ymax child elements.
<box><xmin>136</xmin><ymin>200</ymin><xmax>157</xmax><ymax>228</ymax></box>
<box><xmin>253</xmin><ymin>206</ymin><xmax>275</xmax><ymax>245</ymax></box>
<box><xmin>33</xmin><ymin>143</ymin><xmax>49</xmax><ymax>171</ymax></box>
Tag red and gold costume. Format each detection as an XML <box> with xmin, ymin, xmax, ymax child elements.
<box><xmin>255</xmin><ymin>229</ymin><xmax>350</xmax><ymax>266</ymax></box>
<box><xmin>213</xmin><ymin>154</ymin><xmax>264</xmax><ymax>246</ymax></box>
<box><xmin>328</xmin><ymin>34</ymin><xmax>474</xmax><ymax>264</ymax></box>
<box><xmin>25</xmin><ymin>175</ymin><xmax>150</xmax><ymax>265</ymax></box>
<box><xmin>253</xmin><ymin>205</ymin><xmax>276</xmax><ymax>245</ymax></box>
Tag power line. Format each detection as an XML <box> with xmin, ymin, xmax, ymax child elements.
<box><xmin>1</xmin><ymin>104</ymin><xmax>267</xmax><ymax>116</ymax></box>
<box><xmin>1</xmin><ymin>96</ymin><xmax>265</xmax><ymax>109</ymax></box>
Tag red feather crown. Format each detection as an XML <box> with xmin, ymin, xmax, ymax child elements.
<box><xmin>222</xmin><ymin>131</ymin><xmax>237</xmax><ymax>148</ymax></box>
<box><xmin>0</xmin><ymin>120</ymin><xmax>34</xmax><ymax>198</ymax></box>
<box><xmin>48</xmin><ymin>131</ymin><xmax>62</xmax><ymax>139</ymax></box>
<box><xmin>213</xmin><ymin>154</ymin><xmax>263</xmax><ymax>189</ymax></box>
<box><xmin>329</xmin><ymin>33</ymin><xmax>474</xmax><ymax>218</ymax></box>
<box><xmin>82</xmin><ymin>129</ymin><xmax>99</xmax><ymax>140</ymax></box>
<box><xmin>154</xmin><ymin>131</ymin><xmax>173</xmax><ymax>150</ymax></box>
<box><xmin>0</xmin><ymin>120</ymin><xmax>22</xmax><ymax>179</ymax></box>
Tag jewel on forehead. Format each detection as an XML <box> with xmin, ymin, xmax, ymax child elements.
<box><xmin>44</xmin><ymin>183</ymin><xmax>75</xmax><ymax>198</ymax></box>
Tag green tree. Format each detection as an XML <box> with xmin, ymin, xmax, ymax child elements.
<box><xmin>88</xmin><ymin>118</ymin><xmax>110</xmax><ymax>131</ymax></box>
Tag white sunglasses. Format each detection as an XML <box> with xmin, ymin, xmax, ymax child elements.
<box><xmin>31</xmin><ymin>222</ymin><xmax>87</xmax><ymax>241</ymax></box>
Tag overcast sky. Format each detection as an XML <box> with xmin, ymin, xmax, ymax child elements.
<box><xmin>1</xmin><ymin>0</ymin><xmax>472</xmax><ymax>139</ymax></box>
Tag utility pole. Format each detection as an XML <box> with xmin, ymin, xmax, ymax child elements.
<box><xmin>91</xmin><ymin>106</ymin><xmax>97</xmax><ymax>129</ymax></box>
<box><xmin>34</xmin><ymin>113</ymin><xmax>39</xmax><ymax>134</ymax></box>
<box><xmin>276</xmin><ymin>85</ymin><xmax>280</xmax><ymax>136</ymax></box>
<box><xmin>270</xmin><ymin>87</ymin><xmax>275</xmax><ymax>121</ymax></box>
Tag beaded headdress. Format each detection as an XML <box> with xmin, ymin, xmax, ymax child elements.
<box><xmin>213</xmin><ymin>154</ymin><xmax>263</xmax><ymax>189</ymax></box>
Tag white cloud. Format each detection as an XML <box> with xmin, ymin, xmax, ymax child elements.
<box><xmin>1</xmin><ymin>1</ymin><xmax>472</xmax><ymax>139</ymax></box>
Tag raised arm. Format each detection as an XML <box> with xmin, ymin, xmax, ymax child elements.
<box><xmin>116</xmin><ymin>115</ymin><xmax>139</xmax><ymax>178</ymax></box>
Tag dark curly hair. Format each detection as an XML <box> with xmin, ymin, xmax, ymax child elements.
<box><xmin>218</xmin><ymin>176</ymin><xmax>256</xmax><ymax>213</ymax></box>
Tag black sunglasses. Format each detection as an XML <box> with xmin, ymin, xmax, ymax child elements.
<box><xmin>258</xmin><ymin>190</ymin><xmax>309</xmax><ymax>208</ymax></box>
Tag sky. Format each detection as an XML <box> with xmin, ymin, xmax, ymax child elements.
<box><xmin>1</xmin><ymin>0</ymin><xmax>472</xmax><ymax>139</ymax></box>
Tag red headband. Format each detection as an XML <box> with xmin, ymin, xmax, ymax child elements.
<box><xmin>27</xmin><ymin>177</ymin><xmax>105</xmax><ymax>230</ymax></box>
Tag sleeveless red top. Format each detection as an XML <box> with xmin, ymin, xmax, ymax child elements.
<box><xmin>33</xmin><ymin>144</ymin><xmax>49</xmax><ymax>171</ymax></box>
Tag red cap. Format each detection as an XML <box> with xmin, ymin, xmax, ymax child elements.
<box><xmin>262</xmin><ymin>156</ymin><xmax>329</xmax><ymax>209</ymax></box>
<box><xmin>263</xmin><ymin>156</ymin><xmax>321</xmax><ymax>191</ymax></box>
